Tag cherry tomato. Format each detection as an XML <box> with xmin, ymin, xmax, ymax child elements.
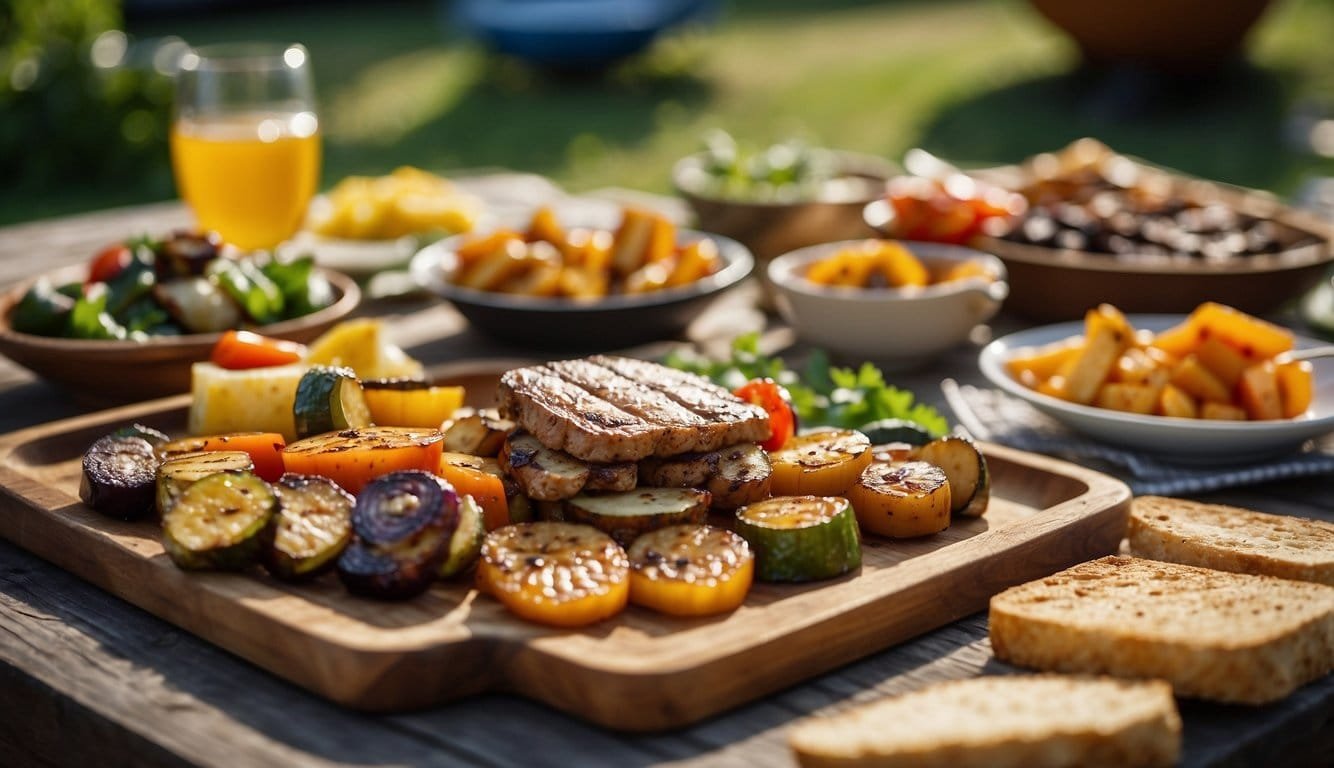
<box><xmin>210</xmin><ymin>330</ymin><xmax>307</xmax><ymax>370</ymax></box>
<box><xmin>87</xmin><ymin>244</ymin><xmax>132</xmax><ymax>285</ymax></box>
<box><xmin>733</xmin><ymin>378</ymin><xmax>797</xmax><ymax>451</ymax></box>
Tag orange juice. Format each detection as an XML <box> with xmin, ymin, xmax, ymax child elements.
<box><xmin>171</xmin><ymin>111</ymin><xmax>320</xmax><ymax>250</ymax></box>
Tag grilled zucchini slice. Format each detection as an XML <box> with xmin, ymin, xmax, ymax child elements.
<box><xmin>438</xmin><ymin>494</ymin><xmax>485</xmax><ymax>579</ymax></box>
<box><xmin>628</xmin><ymin>524</ymin><xmax>754</xmax><ymax>617</ymax></box>
<box><xmin>563</xmin><ymin>487</ymin><xmax>711</xmax><ymax>547</ymax></box>
<box><xmin>735</xmin><ymin>496</ymin><xmax>862</xmax><ymax>582</ymax></box>
<box><xmin>162</xmin><ymin>470</ymin><xmax>276</xmax><ymax>570</ymax></box>
<box><xmin>857</xmin><ymin>418</ymin><xmax>934</xmax><ymax>447</ymax></box>
<box><xmin>911</xmin><ymin>436</ymin><xmax>990</xmax><ymax>517</ymax></box>
<box><xmin>849</xmin><ymin>461</ymin><xmax>951</xmax><ymax>538</ymax></box>
<box><xmin>768</xmin><ymin>429</ymin><xmax>872</xmax><ymax>497</ymax></box>
<box><xmin>293</xmin><ymin>365</ymin><xmax>372</xmax><ymax>439</ymax></box>
<box><xmin>156</xmin><ymin>450</ymin><xmax>255</xmax><ymax>517</ymax></box>
<box><xmin>264</xmin><ymin>473</ymin><xmax>355</xmax><ymax>581</ymax></box>
<box><xmin>80</xmin><ymin>435</ymin><xmax>160</xmax><ymax>521</ymax></box>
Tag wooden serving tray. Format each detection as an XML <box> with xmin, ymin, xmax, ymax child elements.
<box><xmin>0</xmin><ymin>365</ymin><xmax>1131</xmax><ymax>731</ymax></box>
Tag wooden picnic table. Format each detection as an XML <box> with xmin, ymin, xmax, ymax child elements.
<box><xmin>0</xmin><ymin>179</ymin><xmax>1330</xmax><ymax>767</ymax></box>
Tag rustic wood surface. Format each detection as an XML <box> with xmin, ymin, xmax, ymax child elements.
<box><xmin>0</xmin><ymin>184</ymin><xmax>1331</xmax><ymax>766</ymax></box>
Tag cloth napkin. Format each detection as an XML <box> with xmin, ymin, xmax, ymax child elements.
<box><xmin>942</xmin><ymin>380</ymin><xmax>1334</xmax><ymax>496</ymax></box>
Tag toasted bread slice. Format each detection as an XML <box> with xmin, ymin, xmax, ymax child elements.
<box><xmin>990</xmin><ymin>556</ymin><xmax>1334</xmax><ymax>704</ymax></box>
<box><xmin>788</xmin><ymin>675</ymin><xmax>1180</xmax><ymax>768</ymax></box>
<box><xmin>1129</xmin><ymin>496</ymin><xmax>1334</xmax><ymax>585</ymax></box>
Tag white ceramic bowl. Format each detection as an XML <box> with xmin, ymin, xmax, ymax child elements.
<box><xmin>979</xmin><ymin>317</ymin><xmax>1334</xmax><ymax>463</ymax></box>
<box><xmin>767</xmin><ymin>240</ymin><xmax>1008</xmax><ymax>368</ymax></box>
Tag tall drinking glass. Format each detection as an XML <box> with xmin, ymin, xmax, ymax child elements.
<box><xmin>171</xmin><ymin>43</ymin><xmax>320</xmax><ymax>251</ymax></box>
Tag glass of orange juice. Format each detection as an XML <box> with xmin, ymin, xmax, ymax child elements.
<box><xmin>171</xmin><ymin>43</ymin><xmax>320</xmax><ymax>251</ymax></box>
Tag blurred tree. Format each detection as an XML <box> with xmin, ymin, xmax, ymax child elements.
<box><xmin>0</xmin><ymin>0</ymin><xmax>175</xmax><ymax>200</ymax></box>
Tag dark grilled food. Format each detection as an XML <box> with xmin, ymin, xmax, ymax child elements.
<box><xmin>498</xmin><ymin>356</ymin><xmax>771</xmax><ymax>463</ymax></box>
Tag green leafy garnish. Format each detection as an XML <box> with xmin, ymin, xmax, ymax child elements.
<box><xmin>663</xmin><ymin>333</ymin><xmax>949</xmax><ymax>437</ymax></box>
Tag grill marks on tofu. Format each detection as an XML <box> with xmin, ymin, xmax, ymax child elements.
<box><xmin>498</xmin><ymin>357</ymin><xmax>771</xmax><ymax>463</ymax></box>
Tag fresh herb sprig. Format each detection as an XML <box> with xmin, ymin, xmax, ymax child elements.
<box><xmin>663</xmin><ymin>333</ymin><xmax>949</xmax><ymax>437</ymax></box>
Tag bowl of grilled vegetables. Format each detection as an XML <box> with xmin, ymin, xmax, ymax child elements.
<box><xmin>0</xmin><ymin>231</ymin><xmax>359</xmax><ymax>402</ymax></box>
<box><xmin>409</xmin><ymin>206</ymin><xmax>753</xmax><ymax>350</ymax></box>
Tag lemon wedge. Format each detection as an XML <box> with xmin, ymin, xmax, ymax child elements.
<box><xmin>303</xmin><ymin>318</ymin><xmax>425</xmax><ymax>380</ymax></box>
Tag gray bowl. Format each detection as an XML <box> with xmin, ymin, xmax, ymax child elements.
<box><xmin>410</xmin><ymin>230</ymin><xmax>753</xmax><ymax>351</ymax></box>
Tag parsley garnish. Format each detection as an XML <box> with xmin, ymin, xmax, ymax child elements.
<box><xmin>663</xmin><ymin>333</ymin><xmax>948</xmax><ymax>437</ymax></box>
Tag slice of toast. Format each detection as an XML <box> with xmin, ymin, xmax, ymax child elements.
<box><xmin>788</xmin><ymin>675</ymin><xmax>1180</xmax><ymax>768</ymax></box>
<box><xmin>989</xmin><ymin>555</ymin><xmax>1334</xmax><ymax>704</ymax></box>
<box><xmin>1128</xmin><ymin>496</ymin><xmax>1334</xmax><ymax>585</ymax></box>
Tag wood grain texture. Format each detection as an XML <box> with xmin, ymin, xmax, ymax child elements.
<box><xmin>0</xmin><ymin>377</ymin><xmax>1129</xmax><ymax>731</ymax></box>
<box><xmin>3</xmin><ymin>540</ymin><xmax>1330</xmax><ymax>768</ymax></box>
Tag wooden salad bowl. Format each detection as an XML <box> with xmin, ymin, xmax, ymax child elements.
<box><xmin>0</xmin><ymin>265</ymin><xmax>360</xmax><ymax>404</ymax></box>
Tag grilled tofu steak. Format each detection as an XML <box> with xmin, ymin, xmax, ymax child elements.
<box><xmin>498</xmin><ymin>357</ymin><xmax>771</xmax><ymax>464</ymax></box>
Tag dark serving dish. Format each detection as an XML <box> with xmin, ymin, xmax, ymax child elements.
<box><xmin>409</xmin><ymin>230</ymin><xmax>752</xmax><ymax>350</ymax></box>
<box><xmin>867</xmin><ymin>159</ymin><xmax>1333</xmax><ymax>321</ymax></box>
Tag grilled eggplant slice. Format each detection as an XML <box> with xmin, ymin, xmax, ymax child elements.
<box><xmin>80</xmin><ymin>435</ymin><xmax>159</xmax><ymax>520</ymax></box>
<box><xmin>293</xmin><ymin>366</ymin><xmax>373</xmax><ymax>439</ymax></box>
<box><xmin>563</xmin><ymin>487</ymin><xmax>711</xmax><ymax>547</ymax></box>
<box><xmin>438</xmin><ymin>494</ymin><xmax>485</xmax><ymax>579</ymax></box>
<box><xmin>768</xmin><ymin>429</ymin><xmax>872</xmax><ymax>497</ymax></box>
<box><xmin>336</xmin><ymin>470</ymin><xmax>459</xmax><ymax>599</ymax></box>
<box><xmin>628</xmin><ymin>524</ymin><xmax>754</xmax><ymax>616</ymax></box>
<box><xmin>735</xmin><ymin>496</ymin><xmax>862</xmax><ymax>582</ymax></box>
<box><xmin>849</xmin><ymin>461</ymin><xmax>951</xmax><ymax>538</ymax></box>
<box><xmin>156</xmin><ymin>450</ymin><xmax>255</xmax><ymax>517</ymax></box>
<box><xmin>442</xmin><ymin>408</ymin><xmax>513</xmax><ymax>457</ymax></box>
<box><xmin>162</xmin><ymin>470</ymin><xmax>276</xmax><ymax>570</ymax></box>
<box><xmin>111</xmin><ymin>423</ymin><xmax>170</xmax><ymax>451</ymax></box>
<box><xmin>911</xmin><ymin>436</ymin><xmax>990</xmax><ymax>517</ymax></box>
<box><xmin>264</xmin><ymin>473</ymin><xmax>355</xmax><ymax>581</ymax></box>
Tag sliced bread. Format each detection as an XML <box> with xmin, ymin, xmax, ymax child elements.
<box><xmin>788</xmin><ymin>675</ymin><xmax>1180</xmax><ymax>768</ymax></box>
<box><xmin>989</xmin><ymin>555</ymin><xmax>1334</xmax><ymax>704</ymax></box>
<box><xmin>1128</xmin><ymin>496</ymin><xmax>1334</xmax><ymax>585</ymax></box>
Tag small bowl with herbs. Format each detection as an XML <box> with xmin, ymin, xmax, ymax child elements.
<box><xmin>673</xmin><ymin>132</ymin><xmax>895</xmax><ymax>261</ymax></box>
<box><xmin>0</xmin><ymin>231</ymin><xmax>359</xmax><ymax>403</ymax></box>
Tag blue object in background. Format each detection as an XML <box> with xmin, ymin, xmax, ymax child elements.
<box><xmin>452</xmin><ymin>0</ymin><xmax>719</xmax><ymax>69</ymax></box>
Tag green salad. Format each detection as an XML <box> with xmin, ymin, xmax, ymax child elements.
<box><xmin>663</xmin><ymin>333</ymin><xmax>949</xmax><ymax>437</ymax></box>
<box><xmin>11</xmin><ymin>232</ymin><xmax>335</xmax><ymax>340</ymax></box>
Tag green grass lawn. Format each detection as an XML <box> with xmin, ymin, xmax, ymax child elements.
<box><xmin>7</xmin><ymin>0</ymin><xmax>1333</xmax><ymax>225</ymax></box>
